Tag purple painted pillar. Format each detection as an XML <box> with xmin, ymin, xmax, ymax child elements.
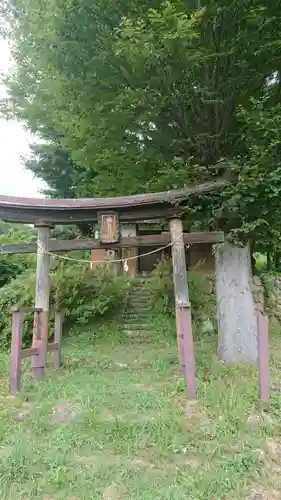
<box><xmin>10</xmin><ymin>309</ymin><xmax>23</xmax><ymax>395</ymax></box>
<box><xmin>170</xmin><ymin>218</ymin><xmax>196</xmax><ymax>400</ymax></box>
<box><xmin>257</xmin><ymin>311</ymin><xmax>270</xmax><ymax>405</ymax></box>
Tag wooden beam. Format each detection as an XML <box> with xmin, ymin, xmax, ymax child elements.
<box><xmin>170</xmin><ymin>218</ymin><xmax>196</xmax><ymax>400</ymax></box>
<box><xmin>47</xmin><ymin>342</ymin><xmax>59</xmax><ymax>352</ymax></box>
<box><xmin>0</xmin><ymin>231</ymin><xmax>224</xmax><ymax>254</ymax></box>
<box><xmin>11</xmin><ymin>307</ymin><xmax>43</xmax><ymax>313</ymax></box>
<box><xmin>0</xmin><ymin>179</ymin><xmax>228</xmax><ymax>210</ymax></box>
<box><xmin>21</xmin><ymin>347</ymin><xmax>39</xmax><ymax>359</ymax></box>
<box><xmin>0</xmin><ymin>179</ymin><xmax>229</xmax><ymax>224</ymax></box>
<box><xmin>0</xmin><ymin>207</ymin><xmax>178</xmax><ymax>225</ymax></box>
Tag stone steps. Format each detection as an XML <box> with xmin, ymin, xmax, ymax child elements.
<box><xmin>123</xmin><ymin>314</ymin><xmax>151</xmax><ymax>321</ymax></box>
<box><xmin>123</xmin><ymin>279</ymin><xmax>154</xmax><ymax>338</ymax></box>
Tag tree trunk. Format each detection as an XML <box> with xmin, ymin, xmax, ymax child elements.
<box><xmin>215</xmin><ymin>242</ymin><xmax>257</xmax><ymax>363</ymax></box>
<box><xmin>266</xmin><ymin>250</ymin><xmax>272</xmax><ymax>272</ymax></box>
<box><xmin>275</xmin><ymin>250</ymin><xmax>281</xmax><ymax>272</ymax></box>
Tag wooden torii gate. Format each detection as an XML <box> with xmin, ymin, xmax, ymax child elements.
<box><xmin>0</xmin><ymin>181</ymin><xmax>226</xmax><ymax>399</ymax></box>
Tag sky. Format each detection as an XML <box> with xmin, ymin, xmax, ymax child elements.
<box><xmin>0</xmin><ymin>38</ymin><xmax>43</xmax><ymax>197</ymax></box>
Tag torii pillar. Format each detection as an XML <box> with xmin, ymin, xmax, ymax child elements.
<box><xmin>170</xmin><ymin>217</ymin><xmax>196</xmax><ymax>400</ymax></box>
<box><xmin>32</xmin><ymin>222</ymin><xmax>51</xmax><ymax>379</ymax></box>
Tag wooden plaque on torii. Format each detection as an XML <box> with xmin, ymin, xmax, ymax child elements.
<box><xmin>98</xmin><ymin>211</ymin><xmax>119</xmax><ymax>243</ymax></box>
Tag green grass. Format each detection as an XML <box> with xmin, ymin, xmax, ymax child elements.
<box><xmin>0</xmin><ymin>320</ymin><xmax>281</xmax><ymax>499</ymax></box>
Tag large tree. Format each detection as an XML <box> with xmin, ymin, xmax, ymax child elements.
<box><xmin>2</xmin><ymin>0</ymin><xmax>281</xmax><ymax>361</ymax></box>
<box><xmin>26</xmin><ymin>131</ymin><xmax>96</xmax><ymax>199</ymax></box>
<box><xmin>3</xmin><ymin>0</ymin><xmax>281</xmax><ymax>223</ymax></box>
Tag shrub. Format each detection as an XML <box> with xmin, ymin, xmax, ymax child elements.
<box><xmin>0</xmin><ymin>260</ymin><xmax>24</xmax><ymax>288</ymax></box>
<box><xmin>0</xmin><ymin>223</ymin><xmax>37</xmax><ymax>288</ymax></box>
<box><xmin>0</xmin><ymin>252</ymin><xmax>36</xmax><ymax>289</ymax></box>
<box><xmin>0</xmin><ymin>270</ymin><xmax>36</xmax><ymax>347</ymax></box>
<box><xmin>53</xmin><ymin>264</ymin><xmax>131</xmax><ymax>325</ymax></box>
<box><xmin>144</xmin><ymin>257</ymin><xmax>216</xmax><ymax>324</ymax></box>
<box><xmin>0</xmin><ymin>264</ymin><xmax>131</xmax><ymax>347</ymax></box>
<box><xmin>144</xmin><ymin>258</ymin><xmax>174</xmax><ymax>315</ymax></box>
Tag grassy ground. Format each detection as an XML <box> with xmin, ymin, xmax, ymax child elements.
<box><xmin>0</xmin><ymin>320</ymin><xmax>281</xmax><ymax>499</ymax></box>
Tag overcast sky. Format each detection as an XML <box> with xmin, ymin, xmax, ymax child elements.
<box><xmin>0</xmin><ymin>38</ymin><xmax>43</xmax><ymax>197</ymax></box>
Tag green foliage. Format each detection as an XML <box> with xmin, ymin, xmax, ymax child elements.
<box><xmin>25</xmin><ymin>131</ymin><xmax>93</xmax><ymax>199</ymax></box>
<box><xmin>259</xmin><ymin>273</ymin><xmax>276</xmax><ymax>300</ymax></box>
<box><xmin>218</xmin><ymin>97</ymin><xmax>281</xmax><ymax>244</ymax></box>
<box><xmin>0</xmin><ymin>270</ymin><xmax>36</xmax><ymax>347</ymax></box>
<box><xmin>144</xmin><ymin>258</ymin><xmax>174</xmax><ymax>315</ymax></box>
<box><xmin>2</xmin><ymin>0</ymin><xmax>281</xmax><ymax>246</ymax></box>
<box><xmin>0</xmin><ymin>265</ymin><xmax>131</xmax><ymax>347</ymax></box>
<box><xmin>145</xmin><ymin>258</ymin><xmax>215</xmax><ymax>323</ymax></box>
<box><xmin>0</xmin><ymin>260</ymin><xmax>23</xmax><ymax>288</ymax></box>
<box><xmin>253</xmin><ymin>253</ymin><xmax>267</xmax><ymax>273</ymax></box>
<box><xmin>53</xmin><ymin>264</ymin><xmax>131</xmax><ymax>325</ymax></box>
<box><xmin>50</xmin><ymin>225</ymin><xmax>81</xmax><ymax>240</ymax></box>
<box><xmin>0</xmin><ymin>223</ymin><xmax>37</xmax><ymax>287</ymax></box>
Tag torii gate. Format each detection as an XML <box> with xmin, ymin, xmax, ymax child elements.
<box><xmin>0</xmin><ymin>180</ymin><xmax>227</xmax><ymax>399</ymax></box>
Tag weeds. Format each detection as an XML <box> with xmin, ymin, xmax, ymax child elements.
<box><xmin>0</xmin><ymin>319</ymin><xmax>280</xmax><ymax>499</ymax></box>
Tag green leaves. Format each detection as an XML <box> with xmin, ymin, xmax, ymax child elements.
<box><xmin>2</xmin><ymin>0</ymin><xmax>281</xmax><ymax>246</ymax></box>
<box><xmin>0</xmin><ymin>263</ymin><xmax>131</xmax><ymax>347</ymax></box>
<box><xmin>0</xmin><ymin>223</ymin><xmax>37</xmax><ymax>288</ymax></box>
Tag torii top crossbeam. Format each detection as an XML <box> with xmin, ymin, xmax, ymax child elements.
<box><xmin>0</xmin><ymin>179</ymin><xmax>227</xmax><ymax>224</ymax></box>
